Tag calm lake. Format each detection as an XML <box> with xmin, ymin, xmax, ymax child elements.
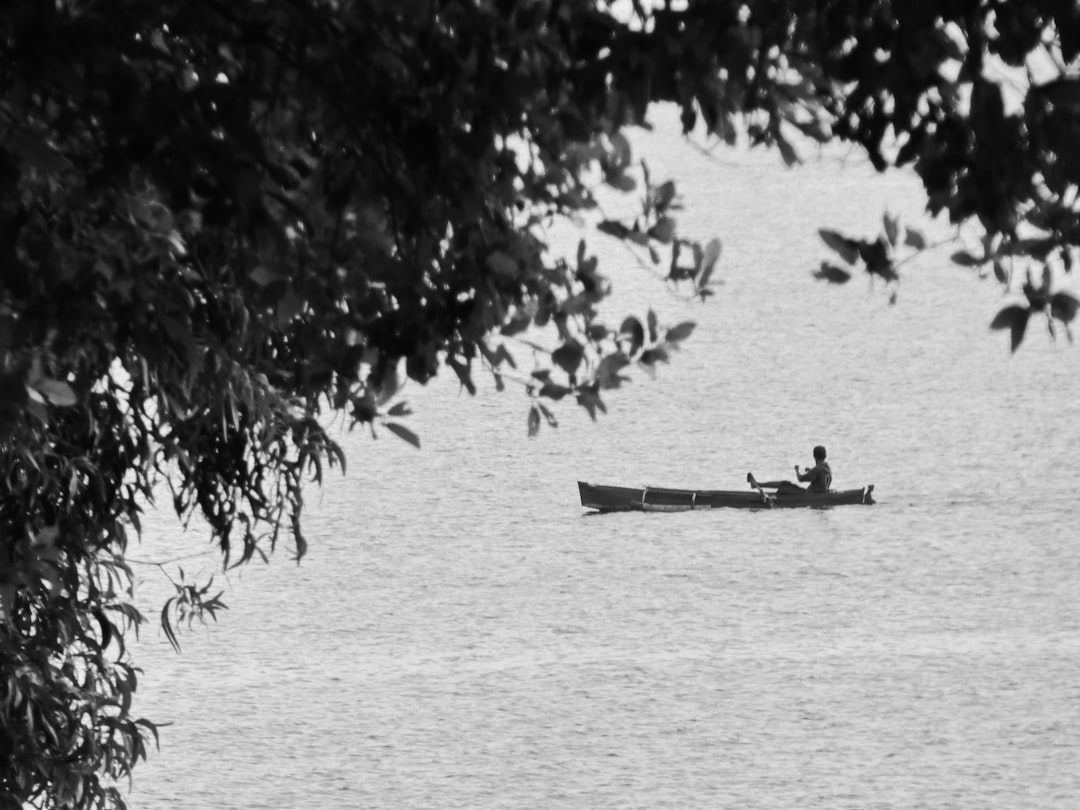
<box><xmin>127</xmin><ymin>115</ymin><xmax>1080</xmax><ymax>809</ymax></box>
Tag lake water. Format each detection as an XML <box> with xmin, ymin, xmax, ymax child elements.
<box><xmin>126</xmin><ymin>116</ymin><xmax>1080</xmax><ymax>809</ymax></box>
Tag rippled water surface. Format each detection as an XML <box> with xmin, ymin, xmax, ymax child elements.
<box><xmin>128</xmin><ymin>124</ymin><xmax>1080</xmax><ymax>809</ymax></box>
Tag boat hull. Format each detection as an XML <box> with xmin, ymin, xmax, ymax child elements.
<box><xmin>578</xmin><ymin>481</ymin><xmax>874</xmax><ymax>512</ymax></box>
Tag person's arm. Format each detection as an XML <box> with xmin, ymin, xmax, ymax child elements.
<box><xmin>796</xmin><ymin>464</ymin><xmax>818</xmax><ymax>483</ymax></box>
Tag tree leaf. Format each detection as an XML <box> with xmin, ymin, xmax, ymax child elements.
<box><xmin>654</xmin><ymin>180</ymin><xmax>676</xmax><ymax>211</ymax></box>
<box><xmin>989</xmin><ymin>304</ymin><xmax>1030</xmax><ymax>352</ymax></box>
<box><xmin>648</xmin><ymin>217</ymin><xmax>676</xmax><ymax>244</ymax></box>
<box><xmin>639</xmin><ymin>347</ymin><xmax>670</xmax><ymax>366</ymax></box>
<box><xmin>664</xmin><ymin>321</ymin><xmax>696</xmax><ymax>343</ymax></box>
<box><xmin>35</xmin><ymin>379</ymin><xmax>77</xmax><ymax>407</ymax></box>
<box><xmin>697</xmin><ymin>238</ymin><xmax>722</xmax><ymax>288</ymax></box>
<box><xmin>597</xmin><ymin>220</ymin><xmax>631</xmax><ymax>240</ymax></box>
<box><xmin>537</xmin><ymin>402</ymin><xmax>558</xmax><ymax>428</ymax></box>
<box><xmin>527</xmin><ymin>405</ymin><xmax>541</xmax><ymax>437</ymax></box>
<box><xmin>384</xmin><ymin>422</ymin><xmax>420</xmax><ymax>448</ymax></box>
<box><xmin>551</xmin><ymin>341</ymin><xmax>585</xmax><ymax>376</ymax></box>
<box><xmin>904</xmin><ymin>227</ymin><xmax>928</xmax><ymax>250</ymax></box>
<box><xmin>646</xmin><ymin>310</ymin><xmax>658</xmax><ymax>343</ymax></box>
<box><xmin>818</xmin><ymin>229</ymin><xmax>860</xmax><ymax>264</ymax></box>
<box><xmin>813</xmin><ymin>262</ymin><xmax>852</xmax><ymax>284</ymax></box>
<box><xmin>989</xmin><ymin>304</ymin><xmax>1027</xmax><ymax>330</ymax></box>
<box><xmin>883</xmin><ymin>213</ymin><xmax>899</xmax><ymax>246</ymax></box>
<box><xmin>576</xmin><ymin>386</ymin><xmax>607</xmax><ymax>421</ymax></box>
<box><xmin>1050</xmin><ymin>291</ymin><xmax>1080</xmax><ymax>323</ymax></box>
<box><xmin>993</xmin><ymin>259</ymin><xmax>1009</xmax><ymax>285</ymax></box>
<box><xmin>597</xmin><ymin>353</ymin><xmax>631</xmax><ymax>389</ymax></box>
<box><xmin>776</xmin><ymin>132</ymin><xmax>799</xmax><ymax>166</ymax></box>
<box><xmin>951</xmin><ymin>250</ymin><xmax>982</xmax><ymax>267</ymax></box>
<box><xmin>539</xmin><ymin>382</ymin><xmax>571</xmax><ymax>400</ymax></box>
<box><xmin>387</xmin><ymin>401</ymin><xmax>412</xmax><ymax>417</ymax></box>
<box><xmin>619</xmin><ymin>317</ymin><xmax>644</xmax><ymax>356</ymax></box>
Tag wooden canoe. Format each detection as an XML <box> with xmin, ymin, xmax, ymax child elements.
<box><xmin>578</xmin><ymin>481</ymin><xmax>875</xmax><ymax>512</ymax></box>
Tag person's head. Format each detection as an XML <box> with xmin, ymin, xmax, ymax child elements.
<box><xmin>813</xmin><ymin>445</ymin><xmax>827</xmax><ymax>461</ymax></box>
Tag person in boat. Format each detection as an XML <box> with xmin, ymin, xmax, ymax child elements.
<box><xmin>747</xmin><ymin>445</ymin><xmax>832</xmax><ymax>494</ymax></box>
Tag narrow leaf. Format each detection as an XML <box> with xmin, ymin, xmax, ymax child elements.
<box><xmin>883</xmin><ymin>213</ymin><xmax>899</xmax><ymax>246</ymax></box>
<box><xmin>384</xmin><ymin>422</ymin><xmax>420</xmax><ymax>448</ymax></box>
<box><xmin>527</xmin><ymin>405</ymin><xmax>541</xmax><ymax>437</ymax></box>
<box><xmin>818</xmin><ymin>229</ymin><xmax>860</xmax><ymax>264</ymax></box>
<box><xmin>951</xmin><ymin>250</ymin><xmax>982</xmax><ymax>267</ymax></box>
<box><xmin>537</xmin><ymin>402</ymin><xmax>559</xmax><ymax>428</ymax></box>
<box><xmin>597</xmin><ymin>220</ymin><xmax>631</xmax><ymax>240</ymax></box>
<box><xmin>664</xmin><ymin>321</ymin><xmax>696</xmax><ymax>343</ymax></box>
<box><xmin>697</xmin><ymin>238</ymin><xmax>723</xmax><ymax>288</ymax></box>
<box><xmin>993</xmin><ymin>259</ymin><xmax>1009</xmax><ymax>285</ymax></box>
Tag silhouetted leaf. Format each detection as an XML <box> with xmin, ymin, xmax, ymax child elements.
<box><xmin>538</xmin><ymin>382</ymin><xmax>572</xmax><ymax>400</ymax></box>
<box><xmin>448</xmin><ymin>357</ymin><xmax>476</xmax><ymax>395</ymax></box>
<box><xmin>776</xmin><ymin>129</ymin><xmax>798</xmax><ymax>165</ymax></box>
<box><xmin>904</xmin><ymin>228</ymin><xmax>928</xmax><ymax>250</ymax></box>
<box><xmin>1050</xmin><ymin>291</ymin><xmax>1080</xmax><ymax>322</ymax></box>
<box><xmin>813</xmin><ymin>263</ymin><xmax>851</xmax><ymax>284</ymax></box>
<box><xmin>597</xmin><ymin>353</ymin><xmax>631</xmax><ymax>389</ymax></box>
<box><xmin>387</xmin><ymin>402</ymin><xmax>412</xmax><ymax>417</ymax></box>
<box><xmin>883</xmin><ymin>213</ymin><xmax>899</xmax><ymax>246</ymax></box>
<box><xmin>818</xmin><ymin>229</ymin><xmax>860</xmax><ymax>264</ymax></box>
<box><xmin>537</xmin><ymin>402</ymin><xmax>558</xmax><ymax>428</ymax></box>
<box><xmin>639</xmin><ymin>347</ymin><xmax>670</xmax><ymax>366</ymax></box>
<box><xmin>648</xmin><ymin>217</ymin><xmax>676</xmax><ymax>244</ymax></box>
<box><xmin>697</xmin><ymin>238</ymin><xmax>722</xmax><ymax>288</ymax></box>
<box><xmin>586</xmin><ymin>323</ymin><xmax>609</xmax><ymax>341</ymax></box>
<box><xmin>551</xmin><ymin>341</ymin><xmax>584</xmax><ymax>375</ymax></box>
<box><xmin>604</xmin><ymin>171</ymin><xmax>636</xmax><ymax>192</ymax></box>
<box><xmin>619</xmin><ymin>317</ymin><xmax>644</xmax><ymax>355</ymax></box>
<box><xmin>646</xmin><ymin>310</ymin><xmax>658</xmax><ymax>343</ymax></box>
<box><xmin>664</xmin><ymin>321</ymin><xmax>695</xmax><ymax>343</ymax></box>
<box><xmin>527</xmin><ymin>405</ymin><xmax>541</xmax><ymax>437</ymax></box>
<box><xmin>610</xmin><ymin>131</ymin><xmax>632</xmax><ymax>167</ymax></box>
<box><xmin>993</xmin><ymin>259</ymin><xmax>1009</xmax><ymax>285</ymax></box>
<box><xmin>576</xmin><ymin>386</ymin><xmax>607</xmax><ymax>421</ymax></box>
<box><xmin>384</xmin><ymin>422</ymin><xmax>420</xmax><ymax>448</ymax></box>
<box><xmin>989</xmin><ymin>304</ymin><xmax>1030</xmax><ymax>352</ymax></box>
<box><xmin>654</xmin><ymin>180</ymin><xmax>676</xmax><ymax>211</ymax></box>
<box><xmin>951</xmin><ymin>250</ymin><xmax>982</xmax><ymax>267</ymax></box>
<box><xmin>597</xmin><ymin>220</ymin><xmax>631</xmax><ymax>240</ymax></box>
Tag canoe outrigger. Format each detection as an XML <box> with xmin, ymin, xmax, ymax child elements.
<box><xmin>578</xmin><ymin>481</ymin><xmax>875</xmax><ymax>512</ymax></box>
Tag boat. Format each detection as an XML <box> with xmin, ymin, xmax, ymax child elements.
<box><xmin>578</xmin><ymin>481</ymin><xmax>875</xmax><ymax>512</ymax></box>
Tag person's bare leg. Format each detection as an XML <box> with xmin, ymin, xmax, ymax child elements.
<box><xmin>748</xmin><ymin>473</ymin><xmax>803</xmax><ymax>493</ymax></box>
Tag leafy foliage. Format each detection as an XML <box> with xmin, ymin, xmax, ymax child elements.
<box><xmin>1</xmin><ymin>0</ymin><xmax>1078</xmax><ymax>806</ymax></box>
<box><xmin>803</xmin><ymin>1</ymin><xmax>1080</xmax><ymax>349</ymax></box>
